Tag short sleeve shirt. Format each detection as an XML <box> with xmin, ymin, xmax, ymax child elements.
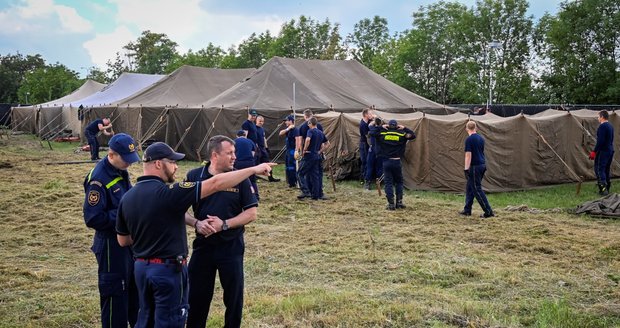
<box><xmin>256</xmin><ymin>126</ymin><xmax>266</xmax><ymax>148</ymax></box>
<box><xmin>234</xmin><ymin>137</ymin><xmax>255</xmax><ymax>162</ymax></box>
<box><xmin>286</xmin><ymin>127</ymin><xmax>299</xmax><ymax>150</ymax></box>
<box><xmin>465</xmin><ymin>133</ymin><xmax>486</xmax><ymax>166</ymax></box>
<box><xmin>85</xmin><ymin>119</ymin><xmax>103</xmax><ymax>135</ymax></box>
<box><xmin>242</xmin><ymin>120</ymin><xmax>258</xmax><ymax>144</ymax></box>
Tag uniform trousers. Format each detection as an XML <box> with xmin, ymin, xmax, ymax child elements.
<box><xmin>463</xmin><ymin>164</ymin><xmax>493</xmax><ymax>215</ymax></box>
<box><xmin>359</xmin><ymin>142</ymin><xmax>368</xmax><ymax>180</ymax></box>
<box><xmin>383</xmin><ymin>158</ymin><xmax>403</xmax><ymax>204</ymax></box>
<box><xmin>86</xmin><ymin>131</ymin><xmax>100</xmax><ymax>160</ymax></box>
<box><xmin>365</xmin><ymin>148</ymin><xmax>383</xmax><ymax>182</ymax></box>
<box><xmin>285</xmin><ymin>149</ymin><xmax>297</xmax><ymax>187</ymax></box>
<box><xmin>595</xmin><ymin>151</ymin><xmax>614</xmax><ymax>190</ymax></box>
<box><xmin>187</xmin><ymin>237</ymin><xmax>245</xmax><ymax>328</ymax></box>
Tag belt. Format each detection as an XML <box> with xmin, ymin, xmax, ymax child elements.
<box><xmin>135</xmin><ymin>257</ymin><xmax>187</xmax><ymax>265</ymax></box>
<box><xmin>389</xmin><ymin>157</ymin><xmax>400</xmax><ymax>160</ymax></box>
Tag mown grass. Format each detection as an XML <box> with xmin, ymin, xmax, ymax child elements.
<box><xmin>0</xmin><ymin>134</ymin><xmax>619</xmax><ymax>327</ymax></box>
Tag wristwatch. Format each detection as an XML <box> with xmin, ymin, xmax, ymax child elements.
<box><xmin>222</xmin><ymin>220</ymin><xmax>229</xmax><ymax>231</ymax></box>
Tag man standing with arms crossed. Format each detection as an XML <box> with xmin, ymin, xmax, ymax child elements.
<box><xmin>115</xmin><ymin>142</ymin><xmax>273</xmax><ymax>328</ymax></box>
<box><xmin>185</xmin><ymin>135</ymin><xmax>259</xmax><ymax>328</ymax></box>
<box><xmin>83</xmin><ymin>133</ymin><xmax>140</xmax><ymax>328</ymax></box>
<box><xmin>459</xmin><ymin>121</ymin><xmax>494</xmax><ymax>218</ymax></box>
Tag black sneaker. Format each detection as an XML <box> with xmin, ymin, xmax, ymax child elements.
<box><xmin>386</xmin><ymin>203</ymin><xmax>396</xmax><ymax>211</ymax></box>
<box><xmin>269</xmin><ymin>177</ymin><xmax>281</xmax><ymax>182</ymax></box>
<box><xmin>480</xmin><ymin>212</ymin><xmax>495</xmax><ymax>218</ymax></box>
<box><xmin>458</xmin><ymin>210</ymin><xmax>471</xmax><ymax>216</ymax></box>
<box><xmin>297</xmin><ymin>194</ymin><xmax>310</xmax><ymax>200</ymax></box>
<box><xmin>396</xmin><ymin>202</ymin><xmax>406</xmax><ymax>209</ymax></box>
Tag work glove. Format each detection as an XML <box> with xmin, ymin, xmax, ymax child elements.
<box><xmin>589</xmin><ymin>151</ymin><xmax>596</xmax><ymax>160</ymax></box>
<box><xmin>294</xmin><ymin>151</ymin><xmax>301</xmax><ymax>161</ymax></box>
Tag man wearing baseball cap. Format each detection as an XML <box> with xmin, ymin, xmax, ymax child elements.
<box><xmin>83</xmin><ymin>133</ymin><xmax>141</xmax><ymax>328</ymax></box>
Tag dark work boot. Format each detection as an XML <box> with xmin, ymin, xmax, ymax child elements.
<box><xmin>396</xmin><ymin>198</ymin><xmax>406</xmax><ymax>209</ymax></box>
<box><xmin>363</xmin><ymin>180</ymin><xmax>371</xmax><ymax>190</ymax></box>
<box><xmin>386</xmin><ymin>203</ymin><xmax>395</xmax><ymax>211</ymax></box>
<box><xmin>268</xmin><ymin>172</ymin><xmax>280</xmax><ymax>182</ymax></box>
<box><xmin>599</xmin><ymin>183</ymin><xmax>609</xmax><ymax>196</ymax></box>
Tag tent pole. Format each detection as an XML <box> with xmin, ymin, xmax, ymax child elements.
<box><xmin>293</xmin><ymin>82</ymin><xmax>296</xmax><ymax>118</ymax></box>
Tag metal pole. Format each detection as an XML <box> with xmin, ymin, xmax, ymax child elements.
<box><xmin>293</xmin><ymin>82</ymin><xmax>296</xmax><ymax>117</ymax></box>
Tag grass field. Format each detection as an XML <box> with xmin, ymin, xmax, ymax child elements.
<box><xmin>0</xmin><ymin>134</ymin><xmax>619</xmax><ymax>327</ymax></box>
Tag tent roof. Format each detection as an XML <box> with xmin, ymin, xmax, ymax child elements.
<box><xmin>71</xmin><ymin>72</ymin><xmax>166</xmax><ymax>107</ymax></box>
<box><xmin>203</xmin><ymin>57</ymin><xmax>456</xmax><ymax>114</ymax></box>
<box><xmin>38</xmin><ymin>79</ymin><xmax>107</xmax><ymax>107</ymax></box>
<box><xmin>116</xmin><ymin>66</ymin><xmax>256</xmax><ymax>107</ymax></box>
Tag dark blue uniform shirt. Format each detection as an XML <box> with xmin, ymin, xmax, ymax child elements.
<box><xmin>186</xmin><ymin>164</ymin><xmax>258</xmax><ymax>247</ymax></box>
<box><xmin>116</xmin><ymin>176</ymin><xmax>201</xmax><ymax>259</ymax></box>
<box><xmin>465</xmin><ymin>133</ymin><xmax>486</xmax><ymax>165</ymax></box>
<box><xmin>595</xmin><ymin>121</ymin><xmax>614</xmax><ymax>153</ymax></box>
<box><xmin>304</xmin><ymin>128</ymin><xmax>327</xmax><ymax>158</ymax></box>
<box><xmin>235</xmin><ymin>137</ymin><xmax>255</xmax><ymax>162</ymax></box>
<box><xmin>299</xmin><ymin>121</ymin><xmax>323</xmax><ymax>140</ymax></box>
<box><xmin>371</xmin><ymin>126</ymin><xmax>415</xmax><ymax>158</ymax></box>
<box><xmin>242</xmin><ymin>120</ymin><xmax>258</xmax><ymax>144</ymax></box>
<box><xmin>85</xmin><ymin>119</ymin><xmax>103</xmax><ymax>135</ymax></box>
<box><xmin>83</xmin><ymin>157</ymin><xmax>132</xmax><ymax>245</ymax></box>
<box><xmin>256</xmin><ymin>126</ymin><xmax>266</xmax><ymax>148</ymax></box>
<box><xmin>286</xmin><ymin>126</ymin><xmax>299</xmax><ymax>150</ymax></box>
<box><xmin>359</xmin><ymin>119</ymin><xmax>369</xmax><ymax>144</ymax></box>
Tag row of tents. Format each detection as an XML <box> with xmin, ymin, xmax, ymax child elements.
<box><xmin>9</xmin><ymin>57</ymin><xmax>618</xmax><ymax>192</ymax></box>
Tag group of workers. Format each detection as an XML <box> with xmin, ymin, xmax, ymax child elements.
<box><xmin>82</xmin><ymin>108</ymin><xmax>613</xmax><ymax>328</ymax></box>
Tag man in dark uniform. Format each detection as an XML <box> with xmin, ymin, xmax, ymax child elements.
<box><xmin>371</xmin><ymin>119</ymin><xmax>415</xmax><ymax>210</ymax></box>
<box><xmin>360</xmin><ymin>108</ymin><xmax>374</xmax><ymax>189</ymax></box>
<box><xmin>301</xmin><ymin>117</ymin><xmax>329</xmax><ymax>200</ymax></box>
<box><xmin>256</xmin><ymin>115</ymin><xmax>281</xmax><ymax>182</ymax></box>
<box><xmin>185</xmin><ymin>135</ymin><xmax>259</xmax><ymax>328</ymax></box>
<box><xmin>83</xmin><ymin>133</ymin><xmax>140</xmax><ymax>328</ymax></box>
<box><xmin>85</xmin><ymin>117</ymin><xmax>113</xmax><ymax>160</ymax></box>
<box><xmin>590</xmin><ymin>110</ymin><xmax>615</xmax><ymax>195</ymax></box>
<box><xmin>241</xmin><ymin>109</ymin><xmax>258</xmax><ymax>153</ymax></box>
<box><xmin>459</xmin><ymin>121</ymin><xmax>494</xmax><ymax>218</ymax></box>
<box><xmin>116</xmin><ymin>142</ymin><xmax>273</xmax><ymax>328</ymax></box>
<box><xmin>366</xmin><ymin>117</ymin><xmax>384</xmax><ymax>191</ymax></box>
<box><xmin>234</xmin><ymin>130</ymin><xmax>258</xmax><ymax>200</ymax></box>
<box><xmin>279</xmin><ymin>115</ymin><xmax>299</xmax><ymax>187</ymax></box>
<box><xmin>296</xmin><ymin>110</ymin><xmax>327</xmax><ymax>199</ymax></box>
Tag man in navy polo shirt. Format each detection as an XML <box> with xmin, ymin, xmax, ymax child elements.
<box><xmin>296</xmin><ymin>110</ymin><xmax>328</xmax><ymax>199</ymax></box>
<box><xmin>301</xmin><ymin>117</ymin><xmax>329</xmax><ymax>200</ymax></box>
<box><xmin>83</xmin><ymin>133</ymin><xmax>140</xmax><ymax>328</ymax></box>
<box><xmin>459</xmin><ymin>121</ymin><xmax>494</xmax><ymax>218</ymax></box>
<box><xmin>234</xmin><ymin>130</ymin><xmax>258</xmax><ymax>200</ymax></box>
<box><xmin>241</xmin><ymin>109</ymin><xmax>258</xmax><ymax>150</ymax></box>
<box><xmin>279</xmin><ymin>115</ymin><xmax>299</xmax><ymax>187</ymax></box>
<box><xmin>84</xmin><ymin>117</ymin><xmax>113</xmax><ymax>160</ymax></box>
<box><xmin>185</xmin><ymin>135</ymin><xmax>259</xmax><ymax>328</ymax></box>
<box><xmin>590</xmin><ymin>110</ymin><xmax>615</xmax><ymax>195</ymax></box>
<box><xmin>116</xmin><ymin>142</ymin><xmax>274</xmax><ymax>328</ymax></box>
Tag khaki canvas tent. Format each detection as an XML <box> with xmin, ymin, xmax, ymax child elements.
<box><xmin>318</xmin><ymin>109</ymin><xmax>619</xmax><ymax>192</ymax></box>
<box><xmin>11</xmin><ymin>79</ymin><xmax>107</xmax><ymax>135</ymax></box>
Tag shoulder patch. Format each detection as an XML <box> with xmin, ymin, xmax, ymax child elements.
<box><xmin>178</xmin><ymin>181</ymin><xmax>196</xmax><ymax>188</ymax></box>
<box><xmin>88</xmin><ymin>190</ymin><xmax>100</xmax><ymax>206</ymax></box>
<box><xmin>89</xmin><ymin>180</ymin><xmax>103</xmax><ymax>187</ymax></box>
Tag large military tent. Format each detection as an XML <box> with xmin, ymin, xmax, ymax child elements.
<box><xmin>10</xmin><ymin>79</ymin><xmax>107</xmax><ymax>135</ymax></box>
<box><xmin>319</xmin><ymin>109</ymin><xmax>619</xmax><ymax>192</ymax></box>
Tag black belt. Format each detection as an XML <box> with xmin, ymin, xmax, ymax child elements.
<box><xmin>135</xmin><ymin>257</ymin><xmax>187</xmax><ymax>265</ymax></box>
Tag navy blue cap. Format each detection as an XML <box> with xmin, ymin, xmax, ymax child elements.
<box><xmin>286</xmin><ymin>114</ymin><xmax>295</xmax><ymax>122</ymax></box>
<box><xmin>237</xmin><ymin>129</ymin><xmax>246</xmax><ymax>137</ymax></box>
<box><xmin>143</xmin><ymin>142</ymin><xmax>185</xmax><ymax>162</ymax></box>
<box><xmin>388</xmin><ymin>119</ymin><xmax>398</xmax><ymax>127</ymax></box>
<box><xmin>249</xmin><ymin>109</ymin><xmax>258</xmax><ymax>116</ymax></box>
<box><xmin>108</xmin><ymin>133</ymin><xmax>140</xmax><ymax>164</ymax></box>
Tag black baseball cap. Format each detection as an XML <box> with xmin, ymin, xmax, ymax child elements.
<box><xmin>143</xmin><ymin>142</ymin><xmax>185</xmax><ymax>162</ymax></box>
<box><xmin>389</xmin><ymin>119</ymin><xmax>398</xmax><ymax>128</ymax></box>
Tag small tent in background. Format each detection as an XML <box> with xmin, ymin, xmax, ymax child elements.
<box><xmin>10</xmin><ymin>79</ymin><xmax>107</xmax><ymax>135</ymax></box>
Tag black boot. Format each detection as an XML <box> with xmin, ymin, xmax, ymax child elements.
<box><xmin>386</xmin><ymin>203</ymin><xmax>395</xmax><ymax>210</ymax></box>
<box><xmin>396</xmin><ymin>198</ymin><xmax>406</xmax><ymax>209</ymax></box>
<box><xmin>598</xmin><ymin>183</ymin><xmax>609</xmax><ymax>196</ymax></box>
<box><xmin>268</xmin><ymin>172</ymin><xmax>280</xmax><ymax>182</ymax></box>
<box><xmin>363</xmin><ymin>180</ymin><xmax>371</xmax><ymax>190</ymax></box>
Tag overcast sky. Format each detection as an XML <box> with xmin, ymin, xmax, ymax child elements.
<box><xmin>0</xmin><ymin>0</ymin><xmax>562</xmax><ymax>77</ymax></box>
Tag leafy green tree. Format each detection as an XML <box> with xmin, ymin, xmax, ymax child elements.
<box><xmin>322</xmin><ymin>23</ymin><xmax>347</xmax><ymax>60</ymax></box>
<box><xmin>0</xmin><ymin>53</ymin><xmax>45</xmax><ymax>103</ymax></box>
<box><xmin>535</xmin><ymin>0</ymin><xmax>620</xmax><ymax>104</ymax></box>
<box><xmin>269</xmin><ymin>16</ymin><xmax>341</xmax><ymax>59</ymax></box>
<box><xmin>165</xmin><ymin>43</ymin><xmax>226</xmax><ymax>72</ymax></box>
<box><xmin>237</xmin><ymin>32</ymin><xmax>274</xmax><ymax>68</ymax></box>
<box><xmin>84</xmin><ymin>66</ymin><xmax>109</xmax><ymax>84</ymax></box>
<box><xmin>18</xmin><ymin>63</ymin><xmax>81</xmax><ymax>104</ymax></box>
<box><xmin>346</xmin><ymin>16</ymin><xmax>390</xmax><ymax>69</ymax></box>
<box><xmin>124</xmin><ymin>30</ymin><xmax>179</xmax><ymax>74</ymax></box>
<box><xmin>105</xmin><ymin>51</ymin><xmax>132</xmax><ymax>82</ymax></box>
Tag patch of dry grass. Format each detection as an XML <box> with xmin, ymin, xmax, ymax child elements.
<box><xmin>0</xmin><ymin>135</ymin><xmax>619</xmax><ymax>327</ymax></box>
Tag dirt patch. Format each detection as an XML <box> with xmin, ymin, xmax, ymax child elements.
<box><xmin>0</xmin><ymin>161</ymin><xmax>13</xmax><ymax>169</ymax></box>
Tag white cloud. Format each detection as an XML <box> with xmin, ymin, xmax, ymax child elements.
<box><xmin>83</xmin><ymin>26</ymin><xmax>135</xmax><ymax>68</ymax></box>
<box><xmin>0</xmin><ymin>0</ymin><xmax>92</xmax><ymax>34</ymax></box>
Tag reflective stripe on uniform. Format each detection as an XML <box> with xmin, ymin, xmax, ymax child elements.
<box><xmin>106</xmin><ymin>177</ymin><xmax>123</xmax><ymax>189</ymax></box>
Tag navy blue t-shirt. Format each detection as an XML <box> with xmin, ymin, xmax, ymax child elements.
<box><xmin>234</xmin><ymin>137</ymin><xmax>255</xmax><ymax>162</ymax></box>
<box><xmin>595</xmin><ymin>121</ymin><xmax>614</xmax><ymax>153</ymax></box>
<box><xmin>286</xmin><ymin>126</ymin><xmax>299</xmax><ymax>150</ymax></box>
<box><xmin>242</xmin><ymin>120</ymin><xmax>258</xmax><ymax>144</ymax></box>
<box><xmin>256</xmin><ymin>126</ymin><xmax>266</xmax><ymax>148</ymax></box>
<box><xmin>299</xmin><ymin>121</ymin><xmax>323</xmax><ymax>140</ymax></box>
<box><xmin>186</xmin><ymin>164</ymin><xmax>258</xmax><ymax>247</ymax></box>
<box><xmin>85</xmin><ymin>119</ymin><xmax>103</xmax><ymax>135</ymax></box>
<box><xmin>465</xmin><ymin>133</ymin><xmax>486</xmax><ymax>166</ymax></box>
<box><xmin>359</xmin><ymin>119</ymin><xmax>369</xmax><ymax>144</ymax></box>
<box><xmin>305</xmin><ymin>128</ymin><xmax>327</xmax><ymax>157</ymax></box>
<box><xmin>116</xmin><ymin>176</ymin><xmax>201</xmax><ymax>259</ymax></box>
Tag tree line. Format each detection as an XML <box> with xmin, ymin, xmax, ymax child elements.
<box><xmin>1</xmin><ymin>0</ymin><xmax>617</xmax><ymax>106</ymax></box>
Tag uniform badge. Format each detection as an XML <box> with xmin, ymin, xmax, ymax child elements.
<box><xmin>128</xmin><ymin>144</ymin><xmax>135</xmax><ymax>152</ymax></box>
<box><xmin>88</xmin><ymin>190</ymin><xmax>100</xmax><ymax>206</ymax></box>
<box><xmin>178</xmin><ymin>181</ymin><xmax>196</xmax><ymax>188</ymax></box>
